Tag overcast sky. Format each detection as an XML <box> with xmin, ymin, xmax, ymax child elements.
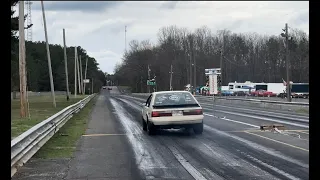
<box><xmin>14</xmin><ymin>1</ymin><xmax>309</xmax><ymax>74</ymax></box>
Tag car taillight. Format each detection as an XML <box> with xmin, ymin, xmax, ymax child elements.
<box><xmin>183</xmin><ymin>109</ymin><xmax>203</xmax><ymax>115</ymax></box>
<box><xmin>151</xmin><ymin>111</ymin><xmax>172</xmax><ymax>117</ymax></box>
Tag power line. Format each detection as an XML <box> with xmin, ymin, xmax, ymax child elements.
<box><xmin>222</xmin><ymin>55</ymin><xmax>247</xmax><ymax>67</ymax></box>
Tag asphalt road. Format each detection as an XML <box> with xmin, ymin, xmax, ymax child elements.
<box><xmin>13</xmin><ymin>87</ymin><xmax>309</xmax><ymax>180</ymax></box>
<box><xmin>110</xmin><ymin>87</ymin><xmax>308</xmax><ymax>179</ymax></box>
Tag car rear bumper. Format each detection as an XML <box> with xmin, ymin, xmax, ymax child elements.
<box><xmin>150</xmin><ymin>115</ymin><xmax>204</xmax><ymax>126</ymax></box>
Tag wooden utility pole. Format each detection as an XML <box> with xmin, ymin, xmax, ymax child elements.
<box><xmin>83</xmin><ymin>58</ymin><xmax>88</xmax><ymax>94</ymax></box>
<box><xmin>125</xmin><ymin>26</ymin><xmax>127</xmax><ymax>53</ymax></box>
<box><xmin>220</xmin><ymin>42</ymin><xmax>224</xmax><ymax>86</ymax></box>
<box><xmin>284</xmin><ymin>23</ymin><xmax>291</xmax><ymax>102</ymax></box>
<box><xmin>79</xmin><ymin>55</ymin><xmax>84</xmax><ymax>94</ymax></box>
<box><xmin>193</xmin><ymin>50</ymin><xmax>196</xmax><ymax>91</ymax></box>
<box><xmin>91</xmin><ymin>78</ymin><xmax>94</xmax><ymax>94</ymax></box>
<box><xmin>169</xmin><ymin>64</ymin><xmax>173</xmax><ymax>91</ymax></box>
<box><xmin>19</xmin><ymin>1</ymin><xmax>27</xmax><ymax>118</ymax></box>
<box><xmin>63</xmin><ymin>29</ymin><xmax>70</xmax><ymax>101</ymax></box>
<box><xmin>74</xmin><ymin>47</ymin><xmax>77</xmax><ymax>97</ymax></box>
<box><xmin>140</xmin><ymin>76</ymin><xmax>143</xmax><ymax>93</ymax></box>
<box><xmin>189</xmin><ymin>53</ymin><xmax>192</xmax><ymax>86</ymax></box>
<box><xmin>77</xmin><ymin>55</ymin><xmax>81</xmax><ymax>94</ymax></box>
<box><xmin>147</xmin><ymin>65</ymin><xmax>150</xmax><ymax>93</ymax></box>
<box><xmin>41</xmin><ymin>1</ymin><xmax>56</xmax><ymax>107</ymax></box>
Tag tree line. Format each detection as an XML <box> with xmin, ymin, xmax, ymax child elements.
<box><xmin>11</xmin><ymin>1</ymin><xmax>106</xmax><ymax>94</ymax></box>
<box><xmin>113</xmin><ymin>25</ymin><xmax>309</xmax><ymax>93</ymax></box>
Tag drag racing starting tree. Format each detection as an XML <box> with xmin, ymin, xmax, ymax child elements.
<box><xmin>204</xmin><ymin>68</ymin><xmax>221</xmax><ymax>95</ymax></box>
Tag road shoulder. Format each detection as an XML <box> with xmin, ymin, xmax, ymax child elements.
<box><xmin>66</xmin><ymin>92</ymin><xmax>141</xmax><ymax>180</ymax></box>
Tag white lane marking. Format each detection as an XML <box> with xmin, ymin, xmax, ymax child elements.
<box><xmin>298</xmin><ymin>131</ymin><xmax>309</xmax><ymax>135</ymax></box>
<box><xmin>204</xmin><ymin>113</ymin><xmax>260</xmax><ymax>128</ymax></box>
<box><xmin>123</xmin><ymin>95</ymin><xmax>146</xmax><ymax>102</ymax></box>
<box><xmin>203</xmin><ymin>108</ymin><xmax>309</xmax><ymax>129</ymax></box>
<box><xmin>199</xmin><ymin>142</ymin><xmax>281</xmax><ymax>180</ymax></box>
<box><xmin>166</xmin><ymin>145</ymin><xmax>208</xmax><ymax>180</ymax></box>
<box><xmin>110</xmin><ymin>98</ymin><xmax>176</xmax><ymax>178</ymax></box>
<box><xmin>239</xmin><ymin>151</ymin><xmax>302</xmax><ymax>180</ymax></box>
<box><xmin>111</xmin><ymin>98</ymin><xmax>209</xmax><ymax>179</ymax></box>
<box><xmin>200</xmin><ymin>103</ymin><xmax>309</xmax><ymax>121</ymax></box>
<box><xmin>204</xmin><ymin>125</ymin><xmax>309</xmax><ymax>169</ymax></box>
<box><xmin>120</xmin><ymin>96</ymin><xmax>307</xmax><ymax>178</ymax></box>
<box><xmin>117</xmin><ymin>97</ymin><xmax>141</xmax><ymax>111</ymax></box>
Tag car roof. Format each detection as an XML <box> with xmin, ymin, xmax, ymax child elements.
<box><xmin>152</xmin><ymin>91</ymin><xmax>191</xmax><ymax>95</ymax></box>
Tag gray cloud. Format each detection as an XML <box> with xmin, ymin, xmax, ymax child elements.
<box><xmin>33</xmin><ymin>1</ymin><xmax>122</xmax><ymax>12</ymax></box>
<box><xmin>21</xmin><ymin>1</ymin><xmax>308</xmax><ymax>73</ymax></box>
<box><xmin>160</xmin><ymin>2</ymin><xmax>178</xmax><ymax>10</ymax></box>
<box><xmin>292</xmin><ymin>11</ymin><xmax>309</xmax><ymax>26</ymax></box>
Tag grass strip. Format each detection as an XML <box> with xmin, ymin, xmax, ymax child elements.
<box><xmin>11</xmin><ymin>95</ymin><xmax>87</xmax><ymax>139</ymax></box>
<box><xmin>33</xmin><ymin>96</ymin><xmax>96</xmax><ymax>159</ymax></box>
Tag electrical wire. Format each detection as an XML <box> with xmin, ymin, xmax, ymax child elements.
<box><xmin>222</xmin><ymin>55</ymin><xmax>248</xmax><ymax>67</ymax></box>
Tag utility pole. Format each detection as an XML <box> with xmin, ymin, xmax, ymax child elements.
<box><xmin>19</xmin><ymin>1</ymin><xmax>27</xmax><ymax>118</ymax></box>
<box><xmin>74</xmin><ymin>47</ymin><xmax>77</xmax><ymax>97</ymax></box>
<box><xmin>147</xmin><ymin>65</ymin><xmax>150</xmax><ymax>93</ymax></box>
<box><xmin>220</xmin><ymin>39</ymin><xmax>224</xmax><ymax>86</ymax></box>
<box><xmin>63</xmin><ymin>29</ymin><xmax>70</xmax><ymax>101</ymax></box>
<box><xmin>83</xmin><ymin>57</ymin><xmax>88</xmax><ymax>94</ymax></box>
<box><xmin>193</xmin><ymin>50</ymin><xmax>196</xmax><ymax>92</ymax></box>
<box><xmin>77</xmin><ymin>55</ymin><xmax>81</xmax><ymax>94</ymax></box>
<box><xmin>140</xmin><ymin>76</ymin><xmax>143</xmax><ymax>93</ymax></box>
<box><xmin>125</xmin><ymin>26</ymin><xmax>127</xmax><ymax>53</ymax></box>
<box><xmin>91</xmin><ymin>78</ymin><xmax>94</xmax><ymax>94</ymax></box>
<box><xmin>169</xmin><ymin>64</ymin><xmax>173</xmax><ymax>91</ymax></box>
<box><xmin>41</xmin><ymin>1</ymin><xmax>56</xmax><ymax>108</ymax></box>
<box><xmin>154</xmin><ymin>74</ymin><xmax>157</xmax><ymax>92</ymax></box>
<box><xmin>281</xmin><ymin>23</ymin><xmax>291</xmax><ymax>102</ymax></box>
<box><xmin>79</xmin><ymin>55</ymin><xmax>84</xmax><ymax>94</ymax></box>
<box><xmin>189</xmin><ymin>53</ymin><xmax>192</xmax><ymax>86</ymax></box>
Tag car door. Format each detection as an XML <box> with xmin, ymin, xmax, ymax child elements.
<box><xmin>142</xmin><ymin>94</ymin><xmax>152</xmax><ymax>120</ymax></box>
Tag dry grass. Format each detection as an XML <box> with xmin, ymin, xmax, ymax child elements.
<box><xmin>11</xmin><ymin>95</ymin><xmax>87</xmax><ymax>139</ymax></box>
<box><xmin>34</xmin><ymin>97</ymin><xmax>95</xmax><ymax>158</ymax></box>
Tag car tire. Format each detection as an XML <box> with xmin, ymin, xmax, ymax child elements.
<box><xmin>193</xmin><ymin>122</ymin><xmax>203</xmax><ymax>135</ymax></box>
<box><xmin>147</xmin><ymin>119</ymin><xmax>156</xmax><ymax>135</ymax></box>
<box><xmin>142</xmin><ymin>117</ymin><xmax>147</xmax><ymax>131</ymax></box>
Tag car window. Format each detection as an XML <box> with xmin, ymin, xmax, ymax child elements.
<box><xmin>153</xmin><ymin>92</ymin><xmax>198</xmax><ymax>107</ymax></box>
<box><xmin>146</xmin><ymin>95</ymin><xmax>152</xmax><ymax>107</ymax></box>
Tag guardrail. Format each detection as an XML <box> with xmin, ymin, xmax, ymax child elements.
<box><xmin>11</xmin><ymin>94</ymin><xmax>96</xmax><ymax>177</ymax></box>
<box><xmin>131</xmin><ymin>93</ymin><xmax>309</xmax><ymax>106</ymax></box>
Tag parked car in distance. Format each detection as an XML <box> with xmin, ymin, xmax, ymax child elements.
<box><xmin>250</xmin><ymin>90</ymin><xmax>260</xmax><ymax>96</ymax></box>
<box><xmin>102</xmin><ymin>86</ymin><xmax>106</xmax><ymax>89</ymax></box>
<box><xmin>257</xmin><ymin>90</ymin><xmax>276</xmax><ymax>97</ymax></box>
<box><xmin>233</xmin><ymin>91</ymin><xmax>247</xmax><ymax>96</ymax></box>
<box><xmin>107</xmin><ymin>87</ymin><xmax>112</xmax><ymax>90</ymax></box>
<box><xmin>141</xmin><ymin>91</ymin><xmax>204</xmax><ymax>135</ymax></box>
<box><xmin>221</xmin><ymin>90</ymin><xmax>234</xmax><ymax>96</ymax></box>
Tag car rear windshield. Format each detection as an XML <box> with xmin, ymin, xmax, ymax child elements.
<box><xmin>153</xmin><ymin>92</ymin><xmax>198</xmax><ymax>108</ymax></box>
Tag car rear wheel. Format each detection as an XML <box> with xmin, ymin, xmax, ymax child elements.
<box><xmin>147</xmin><ymin>120</ymin><xmax>156</xmax><ymax>135</ymax></box>
<box><xmin>142</xmin><ymin>117</ymin><xmax>147</xmax><ymax>131</ymax></box>
<box><xmin>193</xmin><ymin>122</ymin><xmax>203</xmax><ymax>135</ymax></box>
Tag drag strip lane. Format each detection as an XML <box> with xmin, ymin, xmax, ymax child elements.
<box><xmin>113</xmin><ymin>95</ymin><xmax>308</xmax><ymax>180</ymax></box>
<box><xmin>109</xmin><ymin>97</ymin><xmax>195</xmax><ymax>180</ymax></box>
